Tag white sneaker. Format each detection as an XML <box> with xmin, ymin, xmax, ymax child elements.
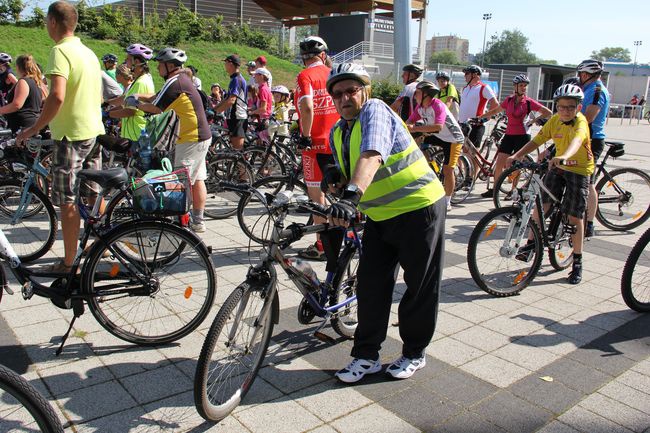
<box><xmin>335</xmin><ymin>358</ymin><xmax>382</xmax><ymax>383</ymax></box>
<box><xmin>446</xmin><ymin>201</ymin><xmax>453</xmax><ymax>212</ymax></box>
<box><xmin>385</xmin><ymin>355</ymin><xmax>426</xmax><ymax>379</ymax></box>
<box><xmin>191</xmin><ymin>221</ymin><xmax>206</xmax><ymax>233</ymax></box>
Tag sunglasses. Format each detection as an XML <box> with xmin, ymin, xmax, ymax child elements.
<box><xmin>331</xmin><ymin>86</ymin><xmax>363</xmax><ymax>100</ymax></box>
<box><xmin>556</xmin><ymin>104</ymin><xmax>577</xmax><ymax>112</ymax></box>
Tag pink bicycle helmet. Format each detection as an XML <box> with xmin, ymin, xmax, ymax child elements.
<box><xmin>126</xmin><ymin>44</ymin><xmax>154</xmax><ymax>60</ymax></box>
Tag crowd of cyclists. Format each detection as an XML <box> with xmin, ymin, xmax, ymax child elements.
<box><xmin>0</xmin><ymin>0</ymin><xmax>618</xmax><ymax>385</ymax></box>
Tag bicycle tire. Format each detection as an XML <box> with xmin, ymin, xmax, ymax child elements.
<box><xmin>330</xmin><ymin>241</ymin><xmax>360</xmax><ymax>338</ymax></box>
<box><xmin>237</xmin><ymin>175</ymin><xmax>309</xmax><ymax>245</ymax></box>
<box><xmin>0</xmin><ymin>364</ymin><xmax>64</xmax><ymax>433</ymax></box>
<box><xmin>492</xmin><ymin>156</ymin><xmax>536</xmax><ymax>209</ymax></box>
<box><xmin>595</xmin><ymin>167</ymin><xmax>650</xmax><ymax>231</ymax></box>
<box><xmin>0</xmin><ymin>179</ymin><xmax>57</xmax><ymax>262</ymax></box>
<box><xmin>425</xmin><ymin>148</ymin><xmax>473</xmax><ymax>205</ymax></box>
<box><xmin>467</xmin><ymin>206</ymin><xmax>543</xmax><ymax>296</ymax></box>
<box><xmin>242</xmin><ymin>146</ymin><xmax>286</xmax><ymax>180</ymax></box>
<box><xmin>83</xmin><ymin>220</ymin><xmax>216</xmax><ymax>345</ymax></box>
<box><xmin>547</xmin><ymin>212</ymin><xmax>574</xmax><ymax>271</ymax></box>
<box><xmin>204</xmin><ymin>153</ymin><xmax>254</xmax><ymax>219</ymax></box>
<box><xmin>621</xmin><ymin>227</ymin><xmax>650</xmax><ymax>312</ymax></box>
<box><xmin>194</xmin><ymin>281</ymin><xmax>274</xmax><ymax>422</ymax></box>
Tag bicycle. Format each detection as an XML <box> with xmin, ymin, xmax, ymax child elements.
<box><xmin>467</xmin><ymin>160</ymin><xmax>576</xmax><ymax>297</ymax></box>
<box><xmin>0</xmin><ymin>364</ymin><xmax>64</xmax><ymax>433</ymax></box>
<box><xmin>203</xmin><ymin>146</ymin><xmax>254</xmax><ymax>220</ymax></box>
<box><xmin>492</xmin><ymin>141</ymin><xmax>650</xmax><ymax>231</ymax></box>
<box><xmin>0</xmin><ymin>165</ymin><xmax>216</xmax><ymax>354</ymax></box>
<box><xmin>621</xmin><ymin>226</ymin><xmax>650</xmax><ymax>312</ymax></box>
<box><xmin>194</xmin><ymin>192</ymin><xmax>360</xmax><ymax>422</ymax></box>
<box><xmin>418</xmin><ymin>141</ymin><xmax>473</xmax><ymax>204</ymax></box>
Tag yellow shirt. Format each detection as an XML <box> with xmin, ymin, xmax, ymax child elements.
<box><xmin>46</xmin><ymin>36</ymin><xmax>104</xmax><ymax>141</ymax></box>
<box><xmin>532</xmin><ymin>112</ymin><xmax>594</xmax><ymax>176</ymax></box>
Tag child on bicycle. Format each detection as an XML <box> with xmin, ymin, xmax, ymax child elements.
<box><xmin>506</xmin><ymin>83</ymin><xmax>594</xmax><ymax>284</ymax></box>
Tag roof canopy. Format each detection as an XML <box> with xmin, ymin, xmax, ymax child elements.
<box><xmin>252</xmin><ymin>0</ymin><xmax>426</xmax><ymax>27</ymax></box>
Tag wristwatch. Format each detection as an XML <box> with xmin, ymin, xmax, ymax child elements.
<box><xmin>343</xmin><ymin>183</ymin><xmax>363</xmax><ymax>202</ymax></box>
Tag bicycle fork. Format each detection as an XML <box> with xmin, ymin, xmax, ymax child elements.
<box><xmin>501</xmin><ymin>196</ymin><xmax>536</xmax><ymax>258</ymax></box>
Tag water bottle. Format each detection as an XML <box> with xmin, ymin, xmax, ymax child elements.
<box><xmin>139</xmin><ymin>128</ymin><xmax>152</xmax><ymax>172</ymax></box>
<box><xmin>272</xmin><ymin>189</ymin><xmax>293</xmax><ymax>206</ymax></box>
<box><xmin>293</xmin><ymin>259</ymin><xmax>320</xmax><ymax>291</ymax></box>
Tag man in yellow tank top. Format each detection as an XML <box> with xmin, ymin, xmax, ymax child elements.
<box><xmin>321</xmin><ymin>63</ymin><xmax>446</xmax><ymax>383</ymax></box>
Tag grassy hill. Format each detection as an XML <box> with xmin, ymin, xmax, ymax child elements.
<box><xmin>0</xmin><ymin>24</ymin><xmax>301</xmax><ymax>90</ymax></box>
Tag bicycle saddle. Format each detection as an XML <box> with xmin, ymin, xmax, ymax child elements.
<box><xmin>78</xmin><ymin>167</ymin><xmax>129</xmax><ymax>190</ymax></box>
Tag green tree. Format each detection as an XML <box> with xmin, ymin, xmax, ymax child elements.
<box><xmin>478</xmin><ymin>29</ymin><xmax>537</xmax><ymax>65</ymax></box>
<box><xmin>0</xmin><ymin>0</ymin><xmax>24</xmax><ymax>23</ymax></box>
<box><xmin>24</xmin><ymin>6</ymin><xmax>45</xmax><ymax>27</ymax></box>
<box><xmin>590</xmin><ymin>47</ymin><xmax>631</xmax><ymax>62</ymax></box>
<box><xmin>428</xmin><ymin>50</ymin><xmax>462</xmax><ymax>67</ymax></box>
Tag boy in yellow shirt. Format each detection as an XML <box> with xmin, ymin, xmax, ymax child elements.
<box><xmin>507</xmin><ymin>84</ymin><xmax>593</xmax><ymax>284</ymax></box>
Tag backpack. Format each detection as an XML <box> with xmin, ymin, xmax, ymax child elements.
<box><xmin>197</xmin><ymin>88</ymin><xmax>211</xmax><ymax>114</ymax></box>
<box><xmin>144</xmin><ymin>110</ymin><xmax>180</xmax><ymax>167</ymax></box>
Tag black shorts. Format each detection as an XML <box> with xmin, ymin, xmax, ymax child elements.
<box><xmin>422</xmin><ymin>134</ymin><xmax>462</xmax><ymax>167</ymax></box>
<box><xmin>498</xmin><ymin>134</ymin><xmax>530</xmax><ymax>155</ymax></box>
<box><xmin>542</xmin><ymin>168</ymin><xmax>589</xmax><ymax>219</ymax></box>
<box><xmin>228</xmin><ymin>118</ymin><xmax>247</xmax><ymax>138</ymax></box>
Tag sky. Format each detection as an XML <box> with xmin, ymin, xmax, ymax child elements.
<box><xmin>418</xmin><ymin>0</ymin><xmax>649</xmax><ymax>66</ymax></box>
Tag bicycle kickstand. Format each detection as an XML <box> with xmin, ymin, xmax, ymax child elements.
<box><xmin>55</xmin><ymin>302</ymin><xmax>85</xmax><ymax>356</ymax></box>
<box><xmin>312</xmin><ymin>313</ymin><xmax>336</xmax><ymax>344</ymax></box>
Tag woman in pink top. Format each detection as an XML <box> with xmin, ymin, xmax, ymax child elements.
<box><xmin>480</xmin><ymin>74</ymin><xmax>552</xmax><ymax>198</ymax></box>
<box><xmin>251</xmin><ymin>67</ymin><xmax>273</xmax><ymax>140</ymax></box>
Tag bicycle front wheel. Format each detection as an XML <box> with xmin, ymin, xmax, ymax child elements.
<box><xmin>242</xmin><ymin>146</ymin><xmax>286</xmax><ymax>180</ymax></box>
<box><xmin>83</xmin><ymin>221</ymin><xmax>216</xmax><ymax>344</ymax></box>
<box><xmin>467</xmin><ymin>206</ymin><xmax>543</xmax><ymax>296</ymax></box>
<box><xmin>330</xmin><ymin>241</ymin><xmax>360</xmax><ymax>338</ymax></box>
<box><xmin>0</xmin><ymin>180</ymin><xmax>57</xmax><ymax>262</ymax></box>
<box><xmin>204</xmin><ymin>153</ymin><xmax>254</xmax><ymax>219</ymax></box>
<box><xmin>621</xmin><ymin>227</ymin><xmax>650</xmax><ymax>312</ymax></box>
<box><xmin>0</xmin><ymin>364</ymin><xmax>64</xmax><ymax>433</ymax></box>
<box><xmin>194</xmin><ymin>282</ymin><xmax>275</xmax><ymax>422</ymax></box>
<box><xmin>596</xmin><ymin>167</ymin><xmax>650</xmax><ymax>231</ymax></box>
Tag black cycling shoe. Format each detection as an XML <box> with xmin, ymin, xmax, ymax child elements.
<box><xmin>515</xmin><ymin>242</ymin><xmax>535</xmax><ymax>262</ymax></box>
<box><xmin>568</xmin><ymin>263</ymin><xmax>583</xmax><ymax>284</ymax></box>
<box><xmin>480</xmin><ymin>188</ymin><xmax>494</xmax><ymax>198</ymax></box>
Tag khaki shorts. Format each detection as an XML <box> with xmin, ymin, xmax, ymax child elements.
<box><xmin>173</xmin><ymin>139</ymin><xmax>210</xmax><ymax>184</ymax></box>
<box><xmin>51</xmin><ymin>137</ymin><xmax>101</xmax><ymax>206</ymax></box>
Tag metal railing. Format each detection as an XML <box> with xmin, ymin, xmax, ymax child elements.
<box><xmin>330</xmin><ymin>41</ymin><xmax>395</xmax><ymax>64</ymax></box>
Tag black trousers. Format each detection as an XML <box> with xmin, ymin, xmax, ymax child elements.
<box><xmin>468</xmin><ymin>124</ymin><xmax>485</xmax><ymax>148</ymax></box>
<box><xmin>351</xmin><ymin>198</ymin><xmax>446</xmax><ymax>361</ymax></box>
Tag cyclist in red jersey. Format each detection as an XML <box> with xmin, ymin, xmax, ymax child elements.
<box><xmin>295</xmin><ymin>36</ymin><xmax>339</xmax><ymax>260</ymax></box>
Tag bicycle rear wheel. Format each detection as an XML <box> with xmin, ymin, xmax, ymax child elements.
<box><xmin>467</xmin><ymin>206</ymin><xmax>543</xmax><ymax>296</ymax></box>
<box><xmin>194</xmin><ymin>281</ymin><xmax>274</xmax><ymax>422</ymax></box>
<box><xmin>621</xmin><ymin>227</ymin><xmax>650</xmax><ymax>312</ymax></box>
<box><xmin>204</xmin><ymin>153</ymin><xmax>253</xmax><ymax>219</ymax></box>
<box><xmin>242</xmin><ymin>146</ymin><xmax>285</xmax><ymax>180</ymax></box>
<box><xmin>83</xmin><ymin>221</ymin><xmax>216</xmax><ymax>344</ymax></box>
<box><xmin>330</xmin><ymin>241</ymin><xmax>360</xmax><ymax>338</ymax></box>
<box><xmin>595</xmin><ymin>167</ymin><xmax>650</xmax><ymax>231</ymax></box>
<box><xmin>0</xmin><ymin>180</ymin><xmax>57</xmax><ymax>262</ymax></box>
<box><xmin>492</xmin><ymin>157</ymin><xmax>536</xmax><ymax>209</ymax></box>
<box><xmin>548</xmin><ymin>212</ymin><xmax>574</xmax><ymax>271</ymax></box>
<box><xmin>0</xmin><ymin>364</ymin><xmax>64</xmax><ymax>433</ymax></box>
<box><xmin>425</xmin><ymin>148</ymin><xmax>473</xmax><ymax>204</ymax></box>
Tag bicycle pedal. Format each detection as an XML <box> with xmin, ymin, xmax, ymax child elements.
<box><xmin>21</xmin><ymin>282</ymin><xmax>33</xmax><ymax>300</ymax></box>
<box><xmin>313</xmin><ymin>331</ymin><xmax>335</xmax><ymax>344</ymax></box>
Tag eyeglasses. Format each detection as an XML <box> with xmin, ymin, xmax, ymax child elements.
<box><xmin>331</xmin><ymin>86</ymin><xmax>363</xmax><ymax>100</ymax></box>
<box><xmin>556</xmin><ymin>104</ymin><xmax>577</xmax><ymax>112</ymax></box>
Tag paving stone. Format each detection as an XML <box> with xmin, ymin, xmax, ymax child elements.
<box><xmin>537</xmin><ymin>358</ymin><xmax>613</xmax><ymax>394</ymax></box>
<box><xmin>461</xmin><ymin>354</ymin><xmax>530</xmax><ymax>388</ymax></box>
<box><xmin>73</xmin><ymin>407</ymin><xmax>156</xmax><ymax>433</ymax></box>
<box><xmin>531</xmin><ymin>420</ymin><xmax>581</xmax><ymax>433</ymax></box>
<box><xmin>330</xmin><ymin>403</ymin><xmax>420</xmax><ymax>433</ymax></box>
<box><xmin>291</xmin><ymin>379</ymin><xmax>373</xmax><ymax>422</ymax></box>
<box><xmin>531</xmin><ymin>297</ymin><xmax>583</xmax><ymax>318</ymax></box>
<box><xmin>616</xmin><ymin>370</ymin><xmax>650</xmax><ymax>395</ymax></box>
<box><xmin>579</xmin><ymin>393</ymin><xmax>650</xmax><ymax>433</ymax></box>
<box><xmin>428</xmin><ymin>410</ymin><xmax>507</xmax><ymax>433</ymax></box>
<box><xmin>508</xmin><ymin>375</ymin><xmax>584</xmax><ymax>414</ymax></box>
<box><xmin>120</xmin><ymin>363</ymin><xmax>191</xmax><ymax>405</ymax></box>
<box><xmin>305</xmin><ymin>425</ymin><xmax>339</xmax><ymax>433</ymax></box>
<box><xmin>57</xmin><ymin>380</ymin><xmax>137</xmax><ymax>423</ymax></box>
<box><xmin>445</xmin><ymin>302</ymin><xmax>501</xmax><ymax>324</ymax></box>
<box><xmin>546</xmin><ymin>319</ymin><xmax>609</xmax><ymax>346</ymax></box>
<box><xmin>420</xmin><ymin>367</ymin><xmax>498</xmax><ymax>407</ymax></box>
<box><xmin>599</xmin><ymin>380</ymin><xmax>650</xmax><ymax>413</ymax></box>
<box><xmin>451</xmin><ymin>325</ymin><xmax>512</xmax><ymax>352</ymax></box>
<box><xmin>426</xmin><ymin>337</ymin><xmax>485</xmax><ymax>367</ymax></box>
<box><xmin>379</xmin><ymin>384</ymin><xmax>463</xmax><ymax>431</ymax></box>
<box><xmin>558</xmin><ymin>406</ymin><xmax>634</xmax><ymax>433</ymax></box>
<box><xmin>491</xmin><ymin>342</ymin><xmax>560</xmax><ymax>371</ymax></box>
<box><xmin>517</xmin><ymin>329</ymin><xmax>583</xmax><ymax>356</ymax></box>
<box><xmin>257</xmin><ymin>356</ymin><xmax>332</xmax><ymax>394</ymax></box>
<box><xmin>567</xmin><ymin>344</ymin><xmax>637</xmax><ymax>376</ymax></box>
<box><xmin>470</xmin><ymin>390</ymin><xmax>553</xmax><ymax>433</ymax></box>
<box><xmin>435</xmin><ymin>311</ymin><xmax>474</xmax><ymax>335</ymax></box>
<box><xmin>631</xmin><ymin>359</ymin><xmax>650</xmax><ymax>378</ymax></box>
<box><xmin>93</xmin><ymin>345</ymin><xmax>171</xmax><ymax>379</ymax></box>
<box><xmin>39</xmin><ymin>355</ymin><xmax>114</xmax><ymax>395</ymax></box>
<box><xmin>568</xmin><ymin>309</ymin><xmax>627</xmax><ymax>332</ymax></box>
<box><xmin>236</xmin><ymin>396</ymin><xmax>322</xmax><ymax>433</ymax></box>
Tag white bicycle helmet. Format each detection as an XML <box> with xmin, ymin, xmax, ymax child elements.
<box><xmin>299</xmin><ymin>36</ymin><xmax>328</xmax><ymax>56</ymax></box>
<box><xmin>0</xmin><ymin>53</ymin><xmax>11</xmax><ymax>64</ymax></box>
<box><xmin>271</xmin><ymin>85</ymin><xmax>290</xmax><ymax>95</ymax></box>
<box><xmin>553</xmin><ymin>84</ymin><xmax>584</xmax><ymax>101</ymax></box>
<box><xmin>512</xmin><ymin>74</ymin><xmax>530</xmax><ymax>84</ymax></box>
<box><xmin>577</xmin><ymin>59</ymin><xmax>603</xmax><ymax>74</ymax></box>
<box><xmin>562</xmin><ymin>77</ymin><xmax>581</xmax><ymax>86</ymax></box>
<box><xmin>326</xmin><ymin>63</ymin><xmax>371</xmax><ymax>94</ymax></box>
<box><xmin>154</xmin><ymin>47</ymin><xmax>187</xmax><ymax>66</ymax></box>
<box><xmin>415</xmin><ymin>80</ymin><xmax>438</xmax><ymax>97</ymax></box>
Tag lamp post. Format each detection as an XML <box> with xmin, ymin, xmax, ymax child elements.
<box><xmin>481</xmin><ymin>13</ymin><xmax>492</xmax><ymax>67</ymax></box>
<box><xmin>633</xmin><ymin>41</ymin><xmax>642</xmax><ymax>76</ymax></box>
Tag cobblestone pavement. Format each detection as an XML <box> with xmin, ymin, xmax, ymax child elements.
<box><xmin>1</xmin><ymin>123</ymin><xmax>649</xmax><ymax>432</ymax></box>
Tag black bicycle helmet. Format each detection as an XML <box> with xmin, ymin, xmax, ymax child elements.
<box><xmin>102</xmin><ymin>53</ymin><xmax>118</xmax><ymax>63</ymax></box>
<box><xmin>462</xmin><ymin>64</ymin><xmax>482</xmax><ymax>75</ymax></box>
<box><xmin>299</xmin><ymin>36</ymin><xmax>328</xmax><ymax>56</ymax></box>
<box><xmin>402</xmin><ymin>64</ymin><xmax>423</xmax><ymax>76</ymax></box>
<box><xmin>435</xmin><ymin>71</ymin><xmax>450</xmax><ymax>81</ymax></box>
<box><xmin>512</xmin><ymin>74</ymin><xmax>530</xmax><ymax>84</ymax></box>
